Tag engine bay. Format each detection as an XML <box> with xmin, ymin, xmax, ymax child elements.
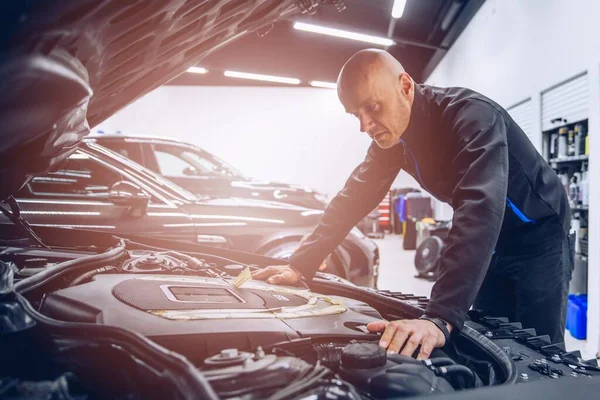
<box><xmin>40</xmin><ymin>269</ymin><xmax>382</xmax><ymax>363</ymax></box>
<box><xmin>34</xmin><ymin>248</ymin><xmax>457</xmax><ymax>397</ymax></box>
<box><xmin>2</xmin><ymin>241</ymin><xmax>600</xmax><ymax>399</ymax></box>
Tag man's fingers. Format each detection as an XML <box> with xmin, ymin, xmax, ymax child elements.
<box><xmin>252</xmin><ymin>266</ymin><xmax>291</xmax><ymax>280</ymax></box>
<box><xmin>267</xmin><ymin>273</ymin><xmax>285</xmax><ymax>284</ymax></box>
<box><xmin>284</xmin><ymin>270</ymin><xmax>299</xmax><ymax>281</ymax></box>
<box><xmin>379</xmin><ymin>322</ymin><xmax>399</xmax><ymax>349</ymax></box>
<box><xmin>387</xmin><ymin>329</ymin><xmax>409</xmax><ymax>354</ymax></box>
<box><xmin>400</xmin><ymin>334</ymin><xmax>422</xmax><ymax>357</ymax></box>
<box><xmin>251</xmin><ymin>266</ymin><xmax>275</xmax><ymax>279</ymax></box>
<box><xmin>366</xmin><ymin>320</ymin><xmax>388</xmax><ymax>333</ymax></box>
<box><xmin>367</xmin><ymin>319</ymin><xmax>448</xmax><ymax>358</ymax></box>
<box><xmin>416</xmin><ymin>336</ymin><xmax>437</xmax><ymax>360</ymax></box>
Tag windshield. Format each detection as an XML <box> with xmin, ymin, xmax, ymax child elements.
<box><xmin>199</xmin><ymin>150</ymin><xmax>247</xmax><ymax>179</ymax></box>
<box><xmin>150</xmin><ymin>142</ymin><xmax>248</xmax><ymax>180</ymax></box>
<box><xmin>181</xmin><ymin>144</ymin><xmax>247</xmax><ymax>179</ymax></box>
<box><xmin>152</xmin><ymin>143</ymin><xmax>249</xmax><ymax>180</ymax></box>
<box><xmin>85</xmin><ymin>142</ymin><xmax>200</xmax><ymax>203</ymax></box>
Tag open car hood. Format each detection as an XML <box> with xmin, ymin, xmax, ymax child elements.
<box><xmin>0</xmin><ymin>0</ymin><xmax>307</xmax><ymax>200</ymax></box>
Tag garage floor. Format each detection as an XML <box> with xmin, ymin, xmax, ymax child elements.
<box><xmin>373</xmin><ymin>234</ymin><xmax>593</xmax><ymax>359</ymax></box>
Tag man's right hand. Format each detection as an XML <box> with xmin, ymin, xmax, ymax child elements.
<box><xmin>251</xmin><ymin>265</ymin><xmax>302</xmax><ymax>285</ymax></box>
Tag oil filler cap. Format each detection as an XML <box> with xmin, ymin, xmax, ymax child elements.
<box><xmin>203</xmin><ymin>348</ymin><xmax>253</xmax><ymax>368</ymax></box>
<box><xmin>341</xmin><ymin>343</ymin><xmax>387</xmax><ymax>370</ymax></box>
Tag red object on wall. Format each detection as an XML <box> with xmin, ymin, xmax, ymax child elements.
<box><xmin>378</xmin><ymin>192</ymin><xmax>391</xmax><ymax>229</ymax></box>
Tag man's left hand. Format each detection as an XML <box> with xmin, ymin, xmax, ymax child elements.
<box><xmin>367</xmin><ymin>319</ymin><xmax>452</xmax><ymax>360</ymax></box>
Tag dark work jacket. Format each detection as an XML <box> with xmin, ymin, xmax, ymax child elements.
<box><xmin>289</xmin><ymin>83</ymin><xmax>570</xmax><ymax>331</ymax></box>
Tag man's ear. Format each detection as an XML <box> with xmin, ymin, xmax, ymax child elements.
<box><xmin>399</xmin><ymin>72</ymin><xmax>413</xmax><ymax>96</ymax></box>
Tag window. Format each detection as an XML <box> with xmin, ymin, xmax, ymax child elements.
<box><xmin>97</xmin><ymin>141</ymin><xmax>143</xmax><ymax>164</ymax></box>
<box><xmin>154</xmin><ymin>150</ymin><xmax>196</xmax><ymax>177</ymax></box>
<box><xmin>181</xmin><ymin>151</ymin><xmax>223</xmax><ymax>174</ymax></box>
<box><xmin>17</xmin><ymin>152</ymin><xmax>122</xmax><ymax>200</ymax></box>
<box><xmin>153</xmin><ymin>144</ymin><xmax>244</xmax><ymax>178</ymax></box>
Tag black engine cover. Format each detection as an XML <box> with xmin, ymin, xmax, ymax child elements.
<box><xmin>40</xmin><ymin>274</ymin><xmax>382</xmax><ymax>363</ymax></box>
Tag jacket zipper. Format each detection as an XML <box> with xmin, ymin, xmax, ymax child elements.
<box><xmin>401</xmin><ymin>139</ymin><xmax>408</xmax><ymax>166</ymax></box>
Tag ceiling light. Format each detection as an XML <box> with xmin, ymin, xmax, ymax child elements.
<box><xmin>310</xmin><ymin>80</ymin><xmax>337</xmax><ymax>89</ymax></box>
<box><xmin>441</xmin><ymin>1</ymin><xmax>463</xmax><ymax>31</ymax></box>
<box><xmin>293</xmin><ymin>22</ymin><xmax>394</xmax><ymax>46</ymax></box>
<box><xmin>392</xmin><ymin>0</ymin><xmax>407</xmax><ymax>19</ymax></box>
<box><xmin>187</xmin><ymin>67</ymin><xmax>208</xmax><ymax>74</ymax></box>
<box><xmin>224</xmin><ymin>70</ymin><xmax>300</xmax><ymax>85</ymax></box>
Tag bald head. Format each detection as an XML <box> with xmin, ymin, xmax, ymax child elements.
<box><xmin>336</xmin><ymin>49</ymin><xmax>415</xmax><ymax>149</ymax></box>
<box><xmin>337</xmin><ymin>49</ymin><xmax>405</xmax><ymax>99</ymax></box>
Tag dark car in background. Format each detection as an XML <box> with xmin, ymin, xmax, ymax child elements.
<box><xmin>6</xmin><ymin>141</ymin><xmax>378</xmax><ymax>287</ymax></box>
<box><xmin>91</xmin><ymin>134</ymin><xmax>384</xmax><ymax>235</ymax></box>
<box><xmin>92</xmin><ymin>134</ymin><xmax>331</xmax><ymax>209</ymax></box>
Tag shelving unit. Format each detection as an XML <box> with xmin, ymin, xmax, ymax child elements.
<box><xmin>572</xmin><ymin>205</ymin><xmax>589</xmax><ymax>212</ymax></box>
<box><xmin>535</xmin><ymin>62</ymin><xmax>596</xmax><ymax>357</ymax></box>
<box><xmin>541</xmin><ymin>118</ymin><xmax>590</xmax><ymax>295</ymax></box>
<box><xmin>549</xmin><ymin>155</ymin><xmax>589</xmax><ymax>164</ymax></box>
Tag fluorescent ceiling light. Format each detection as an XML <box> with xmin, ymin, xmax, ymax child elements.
<box><xmin>224</xmin><ymin>70</ymin><xmax>300</xmax><ymax>85</ymax></box>
<box><xmin>187</xmin><ymin>67</ymin><xmax>208</xmax><ymax>74</ymax></box>
<box><xmin>293</xmin><ymin>22</ymin><xmax>394</xmax><ymax>46</ymax></box>
<box><xmin>310</xmin><ymin>80</ymin><xmax>337</xmax><ymax>89</ymax></box>
<box><xmin>392</xmin><ymin>0</ymin><xmax>407</xmax><ymax>19</ymax></box>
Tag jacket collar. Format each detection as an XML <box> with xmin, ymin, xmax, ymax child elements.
<box><xmin>399</xmin><ymin>83</ymin><xmax>432</xmax><ymax>148</ymax></box>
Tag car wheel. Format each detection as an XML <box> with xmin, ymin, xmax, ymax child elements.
<box><xmin>261</xmin><ymin>241</ymin><xmax>344</xmax><ymax>278</ymax></box>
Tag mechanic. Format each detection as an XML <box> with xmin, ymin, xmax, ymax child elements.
<box><xmin>253</xmin><ymin>49</ymin><xmax>573</xmax><ymax>360</ymax></box>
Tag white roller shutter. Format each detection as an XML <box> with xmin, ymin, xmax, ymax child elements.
<box><xmin>541</xmin><ymin>72</ymin><xmax>589</xmax><ymax>131</ymax></box>
<box><xmin>507</xmin><ymin>98</ymin><xmax>534</xmax><ymax>145</ymax></box>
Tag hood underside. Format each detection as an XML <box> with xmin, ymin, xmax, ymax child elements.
<box><xmin>0</xmin><ymin>0</ymin><xmax>307</xmax><ymax>200</ymax></box>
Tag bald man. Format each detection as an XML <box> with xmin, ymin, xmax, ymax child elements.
<box><xmin>254</xmin><ymin>49</ymin><xmax>573</xmax><ymax>359</ymax></box>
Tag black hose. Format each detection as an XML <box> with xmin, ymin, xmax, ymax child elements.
<box><xmin>0</xmin><ymin>196</ymin><xmax>50</xmax><ymax>250</ymax></box>
<box><xmin>15</xmin><ymin>242</ymin><xmax>126</xmax><ymax>295</ymax></box>
<box><xmin>16</xmin><ymin>294</ymin><xmax>218</xmax><ymax>400</ymax></box>
<box><xmin>266</xmin><ymin>364</ymin><xmax>330</xmax><ymax>400</ymax></box>
<box><xmin>423</xmin><ymin>357</ymin><xmax>456</xmax><ymax>368</ymax></box>
<box><xmin>460</xmin><ymin>325</ymin><xmax>519</xmax><ymax>385</ymax></box>
<box><xmin>0</xmin><ymin>260</ymin><xmax>15</xmax><ymax>295</ymax></box>
<box><xmin>432</xmin><ymin>357</ymin><xmax>457</xmax><ymax>367</ymax></box>
<box><xmin>308</xmin><ymin>278</ymin><xmax>422</xmax><ymax>319</ymax></box>
<box><xmin>435</xmin><ymin>364</ymin><xmax>480</xmax><ymax>388</ymax></box>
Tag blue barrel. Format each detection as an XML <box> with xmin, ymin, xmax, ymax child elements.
<box><xmin>566</xmin><ymin>294</ymin><xmax>587</xmax><ymax>340</ymax></box>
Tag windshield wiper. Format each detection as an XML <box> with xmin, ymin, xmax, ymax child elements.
<box><xmin>0</xmin><ymin>196</ymin><xmax>50</xmax><ymax>250</ymax></box>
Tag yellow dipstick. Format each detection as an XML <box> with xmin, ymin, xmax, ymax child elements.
<box><xmin>233</xmin><ymin>266</ymin><xmax>252</xmax><ymax>288</ymax></box>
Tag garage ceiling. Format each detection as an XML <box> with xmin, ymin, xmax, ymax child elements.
<box><xmin>169</xmin><ymin>0</ymin><xmax>485</xmax><ymax>87</ymax></box>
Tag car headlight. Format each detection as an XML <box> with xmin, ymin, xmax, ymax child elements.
<box><xmin>350</xmin><ymin>226</ymin><xmax>366</xmax><ymax>239</ymax></box>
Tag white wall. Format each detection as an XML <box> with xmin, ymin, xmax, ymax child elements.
<box><xmin>425</xmin><ymin>0</ymin><xmax>600</xmax><ymax>357</ymax></box>
<box><xmin>96</xmin><ymin>86</ymin><xmax>420</xmax><ymax>199</ymax></box>
<box><xmin>427</xmin><ymin>0</ymin><xmax>600</xmax><ymax>108</ymax></box>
